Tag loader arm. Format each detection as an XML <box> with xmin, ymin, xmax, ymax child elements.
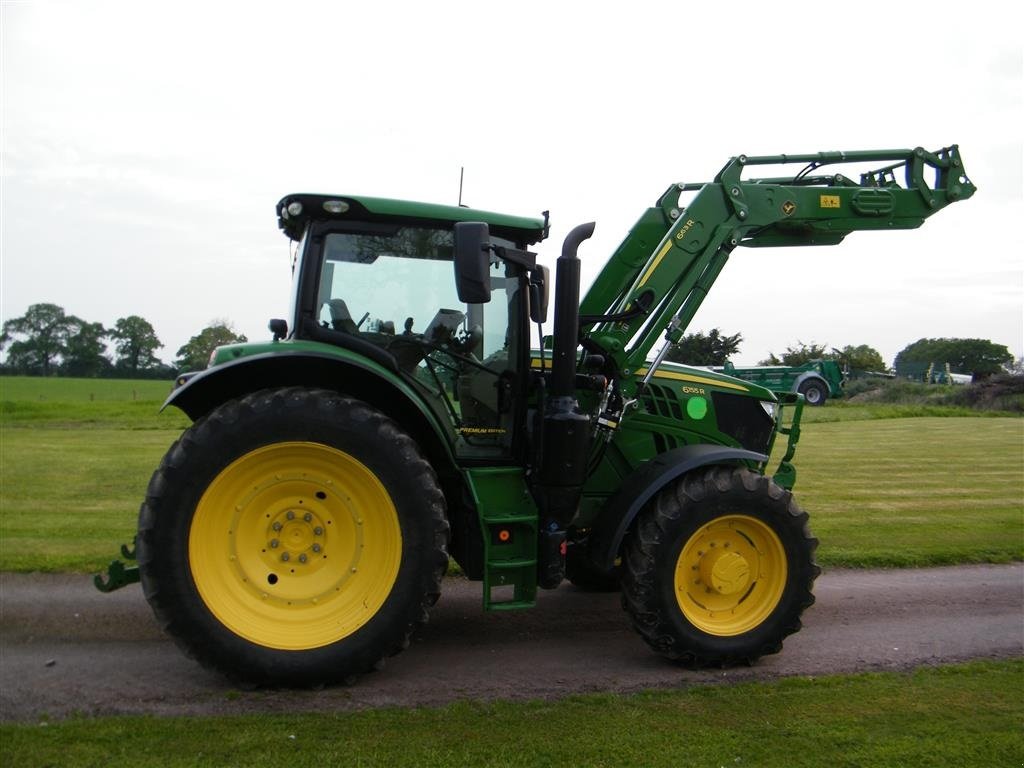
<box><xmin>578</xmin><ymin>145</ymin><xmax>975</xmax><ymax>385</ymax></box>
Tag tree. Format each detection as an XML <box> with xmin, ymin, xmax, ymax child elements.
<box><xmin>664</xmin><ymin>328</ymin><xmax>743</xmax><ymax>366</ymax></box>
<box><xmin>895</xmin><ymin>338</ymin><xmax>1013</xmax><ymax>379</ymax></box>
<box><xmin>759</xmin><ymin>341</ymin><xmax>829</xmax><ymax>367</ymax></box>
<box><xmin>1</xmin><ymin>303</ymin><xmax>78</xmax><ymax>376</ymax></box>
<box><xmin>829</xmin><ymin>344</ymin><xmax>886</xmax><ymax>373</ymax></box>
<box><xmin>62</xmin><ymin>319</ymin><xmax>111</xmax><ymax>377</ymax></box>
<box><xmin>175</xmin><ymin>322</ymin><xmax>248</xmax><ymax>372</ymax></box>
<box><xmin>110</xmin><ymin>315</ymin><xmax>163</xmax><ymax>376</ymax></box>
<box><xmin>760</xmin><ymin>341</ymin><xmax>887</xmax><ymax>373</ymax></box>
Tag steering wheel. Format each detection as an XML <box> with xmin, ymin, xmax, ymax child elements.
<box><xmin>451</xmin><ymin>324</ymin><xmax>483</xmax><ymax>357</ymax></box>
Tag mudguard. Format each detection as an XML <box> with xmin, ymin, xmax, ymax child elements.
<box><xmin>792</xmin><ymin>372</ymin><xmax>829</xmax><ymax>394</ymax></box>
<box><xmin>163</xmin><ymin>350</ymin><xmax>458</xmax><ymax>468</ymax></box>
<box><xmin>586</xmin><ymin>443</ymin><xmax>767</xmax><ymax>571</ymax></box>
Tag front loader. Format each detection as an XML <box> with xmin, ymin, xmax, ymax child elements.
<box><xmin>98</xmin><ymin>146</ymin><xmax>974</xmax><ymax>685</ymax></box>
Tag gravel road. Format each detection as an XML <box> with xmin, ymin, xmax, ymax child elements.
<box><xmin>1</xmin><ymin>564</ymin><xmax>1021</xmax><ymax>721</ymax></box>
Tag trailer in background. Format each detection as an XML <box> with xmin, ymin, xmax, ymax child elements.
<box><xmin>717</xmin><ymin>359</ymin><xmax>845</xmax><ymax>406</ymax></box>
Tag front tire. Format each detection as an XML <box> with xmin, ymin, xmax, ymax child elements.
<box><xmin>137</xmin><ymin>388</ymin><xmax>448</xmax><ymax>686</ymax></box>
<box><xmin>621</xmin><ymin>466</ymin><xmax>818</xmax><ymax>666</ymax></box>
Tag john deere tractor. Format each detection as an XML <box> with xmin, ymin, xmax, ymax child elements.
<box><xmin>98</xmin><ymin>146</ymin><xmax>974</xmax><ymax>685</ymax></box>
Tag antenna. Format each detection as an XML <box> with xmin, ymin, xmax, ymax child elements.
<box><xmin>458</xmin><ymin>167</ymin><xmax>464</xmax><ymax>207</ymax></box>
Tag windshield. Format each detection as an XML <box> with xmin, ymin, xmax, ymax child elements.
<box><xmin>314</xmin><ymin>225</ymin><xmax>523</xmax><ymax>458</ymax></box>
<box><xmin>318</xmin><ymin>228</ymin><xmax>458</xmax><ymax>338</ymax></box>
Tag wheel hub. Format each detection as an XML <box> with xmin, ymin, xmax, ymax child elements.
<box><xmin>700</xmin><ymin>549</ymin><xmax>750</xmax><ymax>596</ymax></box>
<box><xmin>275</xmin><ymin>512</ymin><xmax>321</xmax><ymax>559</ymax></box>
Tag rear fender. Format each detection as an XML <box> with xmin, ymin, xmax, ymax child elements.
<box><xmin>164</xmin><ymin>351</ymin><xmax>457</xmax><ymax>470</ymax></box>
<box><xmin>792</xmin><ymin>372</ymin><xmax>829</xmax><ymax>394</ymax></box>
<box><xmin>586</xmin><ymin>444</ymin><xmax>767</xmax><ymax>571</ymax></box>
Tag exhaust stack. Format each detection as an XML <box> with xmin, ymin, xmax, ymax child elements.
<box><xmin>535</xmin><ymin>222</ymin><xmax>595</xmax><ymax>588</ymax></box>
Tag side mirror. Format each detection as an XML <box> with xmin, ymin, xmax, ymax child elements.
<box><xmin>529</xmin><ymin>265</ymin><xmax>549</xmax><ymax>323</ymax></box>
<box><xmin>453</xmin><ymin>222</ymin><xmax>492</xmax><ymax>303</ymax></box>
<box><xmin>268</xmin><ymin>318</ymin><xmax>288</xmax><ymax>341</ymax></box>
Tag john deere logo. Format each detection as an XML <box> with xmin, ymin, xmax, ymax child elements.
<box><xmin>782</xmin><ymin>201</ymin><xmax>796</xmax><ymax>216</ymax></box>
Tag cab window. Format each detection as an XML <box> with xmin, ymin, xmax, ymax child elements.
<box><xmin>315</xmin><ymin>226</ymin><xmax>523</xmax><ymax>458</ymax></box>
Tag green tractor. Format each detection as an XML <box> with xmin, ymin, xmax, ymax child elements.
<box><xmin>99</xmin><ymin>146</ymin><xmax>974</xmax><ymax>685</ymax></box>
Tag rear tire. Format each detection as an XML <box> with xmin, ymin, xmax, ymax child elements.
<box><xmin>137</xmin><ymin>387</ymin><xmax>448</xmax><ymax>686</ymax></box>
<box><xmin>798</xmin><ymin>379</ymin><xmax>828</xmax><ymax>406</ymax></box>
<box><xmin>621</xmin><ymin>466</ymin><xmax>818</xmax><ymax>666</ymax></box>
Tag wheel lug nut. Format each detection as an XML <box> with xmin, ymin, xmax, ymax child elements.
<box><xmin>281</xmin><ymin>552</ymin><xmax>290</xmax><ymax>562</ymax></box>
<box><xmin>299</xmin><ymin>554</ymin><xmax>307</xmax><ymax>563</ymax></box>
<box><xmin>314</xmin><ymin>527</ymin><xmax>323</xmax><ymax>536</ymax></box>
<box><xmin>303</xmin><ymin>513</ymin><xmax>312</xmax><ymax>523</ymax></box>
<box><xmin>312</xmin><ymin>544</ymin><xmax>321</xmax><ymax>553</ymax></box>
<box><xmin>269</xmin><ymin>539</ymin><xmax>279</xmax><ymax>549</ymax></box>
<box><xmin>286</xmin><ymin>511</ymin><xmax>295</xmax><ymax>520</ymax></box>
<box><xmin>272</xmin><ymin>522</ymin><xmax>282</xmax><ymax>532</ymax></box>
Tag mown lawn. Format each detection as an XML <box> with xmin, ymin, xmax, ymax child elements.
<box><xmin>2</xmin><ymin>660</ymin><xmax>1021</xmax><ymax>767</ymax></box>
<box><xmin>781</xmin><ymin>417</ymin><xmax>1024</xmax><ymax>566</ymax></box>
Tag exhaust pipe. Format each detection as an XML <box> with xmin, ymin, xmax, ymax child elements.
<box><xmin>535</xmin><ymin>222</ymin><xmax>595</xmax><ymax>588</ymax></box>
<box><xmin>549</xmin><ymin>222</ymin><xmax>595</xmax><ymax>398</ymax></box>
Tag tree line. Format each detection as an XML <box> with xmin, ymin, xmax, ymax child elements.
<box><xmin>664</xmin><ymin>328</ymin><xmax>1015</xmax><ymax>378</ymax></box>
<box><xmin>0</xmin><ymin>303</ymin><xmax>247</xmax><ymax>378</ymax></box>
<box><xmin>2</xmin><ymin>304</ymin><xmax>1016</xmax><ymax>380</ymax></box>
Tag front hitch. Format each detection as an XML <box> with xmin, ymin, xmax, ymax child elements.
<box><xmin>770</xmin><ymin>393</ymin><xmax>804</xmax><ymax>489</ymax></box>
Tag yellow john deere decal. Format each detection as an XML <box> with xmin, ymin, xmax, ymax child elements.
<box><xmin>635</xmin><ymin>368</ymin><xmax>750</xmax><ymax>392</ymax></box>
<box><xmin>782</xmin><ymin>201</ymin><xmax>796</xmax><ymax>216</ymax></box>
<box><xmin>820</xmin><ymin>194</ymin><xmax>841</xmax><ymax>209</ymax></box>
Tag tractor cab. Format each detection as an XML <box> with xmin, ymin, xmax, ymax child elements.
<box><xmin>276</xmin><ymin>194</ymin><xmax>549</xmax><ymax>460</ymax></box>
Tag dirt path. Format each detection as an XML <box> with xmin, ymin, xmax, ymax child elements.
<box><xmin>1</xmin><ymin>564</ymin><xmax>1021</xmax><ymax>721</ymax></box>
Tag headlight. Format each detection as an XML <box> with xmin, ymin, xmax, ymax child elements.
<box><xmin>322</xmin><ymin>199</ymin><xmax>349</xmax><ymax>214</ymax></box>
<box><xmin>760</xmin><ymin>400</ymin><xmax>777</xmax><ymax>419</ymax></box>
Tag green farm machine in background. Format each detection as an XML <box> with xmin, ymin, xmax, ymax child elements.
<box><xmin>718</xmin><ymin>360</ymin><xmax>846</xmax><ymax>406</ymax></box>
<box><xmin>98</xmin><ymin>146</ymin><xmax>974</xmax><ymax>685</ymax></box>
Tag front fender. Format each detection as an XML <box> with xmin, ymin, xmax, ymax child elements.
<box><xmin>586</xmin><ymin>444</ymin><xmax>767</xmax><ymax>571</ymax></box>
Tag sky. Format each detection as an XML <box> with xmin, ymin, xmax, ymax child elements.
<box><xmin>2</xmin><ymin>0</ymin><xmax>1022</xmax><ymax>369</ymax></box>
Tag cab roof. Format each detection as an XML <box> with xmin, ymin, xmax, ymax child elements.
<box><xmin>277</xmin><ymin>193</ymin><xmax>549</xmax><ymax>245</ymax></box>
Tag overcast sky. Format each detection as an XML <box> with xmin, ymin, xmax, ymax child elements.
<box><xmin>2</xmin><ymin>0</ymin><xmax>1021</xmax><ymax>369</ymax></box>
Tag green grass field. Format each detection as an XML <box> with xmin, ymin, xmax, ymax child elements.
<box><xmin>0</xmin><ymin>376</ymin><xmax>176</xmax><ymax>402</ymax></box>
<box><xmin>778</xmin><ymin>417</ymin><xmax>1024</xmax><ymax>566</ymax></box>
<box><xmin>3</xmin><ymin>660</ymin><xmax>1021</xmax><ymax>767</ymax></box>
<box><xmin>1</xmin><ymin>376</ymin><xmax>1022</xmax><ymax>572</ymax></box>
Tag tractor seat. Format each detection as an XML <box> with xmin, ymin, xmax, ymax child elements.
<box><xmin>327</xmin><ymin>299</ymin><xmax>359</xmax><ymax>334</ymax></box>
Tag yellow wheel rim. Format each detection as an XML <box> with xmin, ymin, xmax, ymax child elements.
<box><xmin>674</xmin><ymin>515</ymin><xmax>787</xmax><ymax>636</ymax></box>
<box><xmin>189</xmin><ymin>442</ymin><xmax>402</xmax><ymax>651</ymax></box>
